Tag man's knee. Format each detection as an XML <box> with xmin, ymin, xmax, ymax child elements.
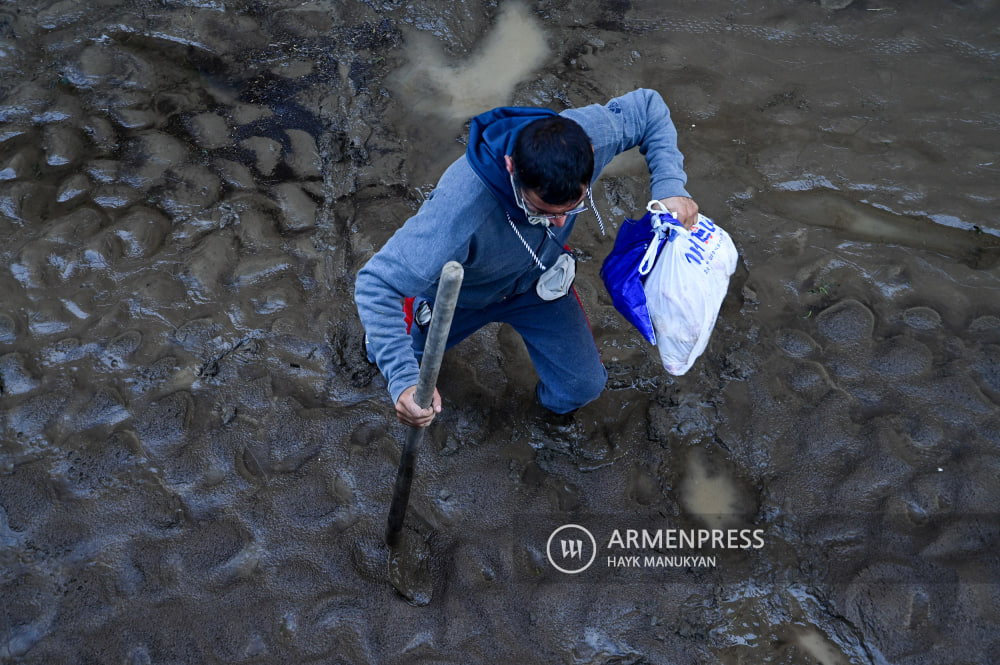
<box><xmin>577</xmin><ymin>365</ymin><xmax>608</xmax><ymax>405</ymax></box>
<box><xmin>538</xmin><ymin>364</ymin><xmax>607</xmax><ymax>414</ymax></box>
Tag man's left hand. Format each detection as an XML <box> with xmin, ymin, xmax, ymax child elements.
<box><xmin>658</xmin><ymin>196</ymin><xmax>699</xmax><ymax>230</ymax></box>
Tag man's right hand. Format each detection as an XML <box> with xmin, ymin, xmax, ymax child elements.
<box><xmin>658</xmin><ymin>196</ymin><xmax>700</xmax><ymax>230</ymax></box>
<box><xmin>395</xmin><ymin>385</ymin><xmax>442</xmax><ymax>428</ymax></box>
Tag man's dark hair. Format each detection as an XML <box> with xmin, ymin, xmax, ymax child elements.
<box><xmin>512</xmin><ymin>116</ymin><xmax>593</xmax><ymax>205</ymax></box>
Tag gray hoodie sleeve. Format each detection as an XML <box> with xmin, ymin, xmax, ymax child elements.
<box><xmin>563</xmin><ymin>88</ymin><xmax>691</xmax><ymax>201</ymax></box>
<box><xmin>353</xmin><ymin>160</ymin><xmax>478</xmax><ymax>405</ymax></box>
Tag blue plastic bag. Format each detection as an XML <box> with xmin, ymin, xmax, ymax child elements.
<box><xmin>599</xmin><ymin>202</ymin><xmax>680</xmax><ymax>344</ymax></box>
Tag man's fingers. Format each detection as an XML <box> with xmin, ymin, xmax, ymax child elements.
<box><xmin>397</xmin><ymin>406</ymin><xmax>433</xmax><ymax>428</ymax></box>
<box><xmin>677</xmin><ymin>199</ymin><xmax>699</xmax><ymax>229</ymax></box>
<box><xmin>403</xmin><ymin>413</ymin><xmax>433</xmax><ymax>428</ymax></box>
<box><xmin>398</xmin><ymin>404</ymin><xmax>432</xmax><ymax>427</ymax></box>
<box><xmin>395</xmin><ymin>386</ymin><xmax>441</xmax><ymax>427</ymax></box>
<box><xmin>659</xmin><ymin>196</ymin><xmax>699</xmax><ymax>229</ymax></box>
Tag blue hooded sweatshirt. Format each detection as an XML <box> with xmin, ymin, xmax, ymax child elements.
<box><xmin>355</xmin><ymin>89</ymin><xmax>691</xmax><ymax>405</ymax></box>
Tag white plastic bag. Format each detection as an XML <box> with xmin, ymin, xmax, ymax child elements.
<box><xmin>643</xmin><ymin>212</ymin><xmax>738</xmax><ymax>375</ymax></box>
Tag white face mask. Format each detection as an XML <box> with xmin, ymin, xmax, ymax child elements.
<box><xmin>536</xmin><ymin>252</ymin><xmax>576</xmax><ymax>301</ymax></box>
<box><xmin>509</xmin><ymin>173</ymin><xmax>589</xmax><ymax>227</ymax></box>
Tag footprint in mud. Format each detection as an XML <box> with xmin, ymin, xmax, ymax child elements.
<box><xmin>0</xmin><ymin>351</ymin><xmax>39</xmax><ymax>395</ymax></box>
<box><xmin>901</xmin><ymin>305</ymin><xmax>942</xmax><ymax>331</ymax></box>
<box><xmin>775</xmin><ymin>328</ymin><xmax>820</xmax><ymax>358</ymax></box>
<box><xmin>0</xmin><ymin>312</ymin><xmax>18</xmax><ymax>343</ymax></box>
<box><xmin>839</xmin><ymin>561</ymin><xmax>957</xmax><ymax>660</ymax></box>
<box><xmin>133</xmin><ymin>390</ymin><xmax>194</xmax><ymax>456</ymax></box>
<box><xmin>627</xmin><ymin>464</ymin><xmax>662</xmax><ymax>506</ymax></box>
<box><xmin>108</xmin><ymin>207</ymin><xmax>170</xmax><ymax>260</ymax></box>
<box><xmin>815</xmin><ymin>298</ymin><xmax>875</xmax><ymax>347</ymax></box>
<box><xmin>102</xmin><ymin>329</ymin><xmax>143</xmax><ymax>369</ymax></box>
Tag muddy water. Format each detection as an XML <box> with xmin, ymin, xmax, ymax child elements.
<box><xmin>1</xmin><ymin>0</ymin><xmax>998</xmax><ymax>663</ymax></box>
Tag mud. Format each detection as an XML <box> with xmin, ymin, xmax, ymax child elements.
<box><xmin>1</xmin><ymin>1</ymin><xmax>999</xmax><ymax>663</ymax></box>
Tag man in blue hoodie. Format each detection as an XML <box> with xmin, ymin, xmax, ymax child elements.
<box><xmin>355</xmin><ymin>89</ymin><xmax>698</xmax><ymax>428</ymax></box>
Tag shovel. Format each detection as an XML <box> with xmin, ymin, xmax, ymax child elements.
<box><xmin>385</xmin><ymin>260</ymin><xmax>464</xmax><ymax>549</ymax></box>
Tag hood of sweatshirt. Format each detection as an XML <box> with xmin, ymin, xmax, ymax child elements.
<box><xmin>465</xmin><ymin>106</ymin><xmax>558</xmax><ymax>223</ymax></box>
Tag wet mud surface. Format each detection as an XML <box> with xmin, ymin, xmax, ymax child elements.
<box><xmin>2</xmin><ymin>1</ymin><xmax>999</xmax><ymax>663</ymax></box>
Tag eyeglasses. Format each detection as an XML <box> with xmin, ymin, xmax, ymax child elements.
<box><xmin>509</xmin><ymin>173</ymin><xmax>589</xmax><ymax>226</ymax></box>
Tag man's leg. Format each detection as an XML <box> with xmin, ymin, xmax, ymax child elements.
<box><xmin>500</xmin><ymin>289</ymin><xmax>607</xmax><ymax>414</ymax></box>
<box><xmin>407</xmin><ymin>288</ymin><xmax>606</xmax><ymax>413</ymax></box>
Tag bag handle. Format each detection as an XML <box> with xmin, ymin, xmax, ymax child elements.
<box><xmin>638</xmin><ymin>200</ymin><xmax>686</xmax><ymax>275</ymax></box>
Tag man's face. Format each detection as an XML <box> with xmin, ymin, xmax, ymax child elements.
<box><xmin>518</xmin><ymin>186</ymin><xmax>588</xmax><ymax>228</ymax></box>
<box><xmin>505</xmin><ymin>155</ymin><xmax>588</xmax><ymax>228</ymax></box>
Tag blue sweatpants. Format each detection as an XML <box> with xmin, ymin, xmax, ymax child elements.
<box><xmin>410</xmin><ymin>287</ymin><xmax>607</xmax><ymax>414</ymax></box>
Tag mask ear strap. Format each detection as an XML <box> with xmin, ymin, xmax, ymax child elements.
<box><xmin>510</xmin><ymin>172</ymin><xmax>550</xmax><ymax>227</ymax></box>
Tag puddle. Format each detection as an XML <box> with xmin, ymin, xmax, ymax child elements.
<box><xmin>389</xmin><ymin>2</ymin><xmax>549</xmax><ymax>121</ymax></box>
<box><xmin>762</xmin><ymin>189</ymin><xmax>1000</xmax><ymax>269</ymax></box>
<box><xmin>708</xmin><ymin>584</ymin><xmax>868</xmax><ymax>665</ymax></box>
<box><xmin>679</xmin><ymin>448</ymin><xmax>747</xmax><ymax>529</ymax></box>
<box><xmin>794</xmin><ymin>625</ymin><xmax>850</xmax><ymax>665</ymax></box>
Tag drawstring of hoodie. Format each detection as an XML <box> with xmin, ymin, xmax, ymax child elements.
<box><xmin>505</xmin><ymin>211</ymin><xmax>555</xmax><ymax>270</ymax></box>
<box><xmin>588</xmin><ymin>188</ymin><xmax>606</xmax><ymax>237</ymax></box>
<box><xmin>505</xmin><ymin>189</ymin><xmax>606</xmax><ymax>271</ymax></box>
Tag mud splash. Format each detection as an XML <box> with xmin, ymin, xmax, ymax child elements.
<box><xmin>2</xmin><ymin>0</ymin><xmax>999</xmax><ymax>664</ymax></box>
<box><xmin>389</xmin><ymin>2</ymin><xmax>550</xmax><ymax>121</ymax></box>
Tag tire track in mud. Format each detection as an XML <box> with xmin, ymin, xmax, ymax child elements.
<box><xmin>622</xmin><ymin>14</ymin><xmax>1000</xmax><ymax>63</ymax></box>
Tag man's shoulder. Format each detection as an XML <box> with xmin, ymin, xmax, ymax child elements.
<box><xmin>429</xmin><ymin>155</ymin><xmax>500</xmax><ymax>216</ymax></box>
<box><xmin>388</xmin><ymin>156</ymin><xmax>502</xmax><ymax>251</ymax></box>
